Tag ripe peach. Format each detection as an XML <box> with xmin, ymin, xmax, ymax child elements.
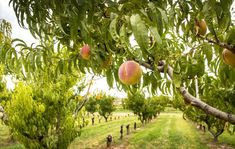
<box><xmin>118</xmin><ymin>61</ymin><xmax>142</xmax><ymax>85</ymax></box>
<box><xmin>222</xmin><ymin>48</ymin><xmax>235</xmax><ymax>67</ymax></box>
<box><xmin>195</xmin><ymin>19</ymin><xmax>207</xmax><ymax>36</ymax></box>
<box><xmin>80</xmin><ymin>44</ymin><xmax>90</xmax><ymax>60</ymax></box>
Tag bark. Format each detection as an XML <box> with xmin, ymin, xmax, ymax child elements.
<box><xmin>180</xmin><ymin>87</ymin><xmax>235</xmax><ymax>124</ymax></box>
<box><xmin>104</xmin><ymin>116</ymin><xmax>108</xmax><ymax>122</ymax></box>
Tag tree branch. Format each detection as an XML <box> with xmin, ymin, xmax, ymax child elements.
<box><xmin>198</xmin><ymin>35</ymin><xmax>235</xmax><ymax>54</ymax></box>
<box><xmin>74</xmin><ymin>75</ymin><xmax>95</xmax><ymax>116</ymax></box>
<box><xmin>136</xmin><ymin>59</ymin><xmax>235</xmax><ymax>124</ymax></box>
<box><xmin>179</xmin><ymin>87</ymin><xmax>235</xmax><ymax>124</ymax></box>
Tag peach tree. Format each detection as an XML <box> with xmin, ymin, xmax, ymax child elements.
<box><xmin>124</xmin><ymin>92</ymin><xmax>168</xmax><ymax>124</ymax></box>
<box><xmin>2</xmin><ymin>0</ymin><xmax>235</xmax><ymax>130</ymax></box>
<box><xmin>97</xmin><ymin>93</ymin><xmax>116</xmax><ymax>122</ymax></box>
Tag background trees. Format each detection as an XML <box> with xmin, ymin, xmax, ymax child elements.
<box><xmin>124</xmin><ymin>92</ymin><xmax>168</xmax><ymax>124</ymax></box>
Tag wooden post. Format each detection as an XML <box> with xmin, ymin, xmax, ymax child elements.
<box><xmin>126</xmin><ymin>124</ymin><xmax>130</xmax><ymax>135</ymax></box>
<box><xmin>120</xmin><ymin>125</ymin><xmax>123</xmax><ymax>139</ymax></box>
<box><xmin>106</xmin><ymin>134</ymin><xmax>113</xmax><ymax>148</ymax></box>
<box><xmin>99</xmin><ymin>117</ymin><xmax>101</xmax><ymax>123</ymax></box>
<box><xmin>92</xmin><ymin>117</ymin><xmax>95</xmax><ymax>125</ymax></box>
<box><xmin>134</xmin><ymin>122</ymin><xmax>137</xmax><ymax>130</ymax></box>
<box><xmin>82</xmin><ymin>117</ymin><xmax>85</xmax><ymax>127</ymax></box>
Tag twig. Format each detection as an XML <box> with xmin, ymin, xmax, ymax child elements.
<box><xmin>74</xmin><ymin>75</ymin><xmax>95</xmax><ymax>116</ymax></box>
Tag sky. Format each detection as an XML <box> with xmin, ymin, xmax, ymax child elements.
<box><xmin>0</xmin><ymin>0</ymin><xmax>127</xmax><ymax>98</ymax></box>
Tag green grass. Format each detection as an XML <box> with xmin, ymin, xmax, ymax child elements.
<box><xmin>1</xmin><ymin>112</ymin><xmax>235</xmax><ymax>149</ymax></box>
<box><xmin>69</xmin><ymin>116</ymin><xmax>139</xmax><ymax>149</ymax></box>
<box><xmin>128</xmin><ymin>113</ymin><xmax>208</xmax><ymax>149</ymax></box>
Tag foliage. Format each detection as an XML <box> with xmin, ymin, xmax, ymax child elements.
<box><xmin>97</xmin><ymin>93</ymin><xmax>115</xmax><ymax>122</ymax></box>
<box><xmin>5</xmin><ymin>73</ymin><xmax>82</xmax><ymax>149</ymax></box>
<box><xmin>124</xmin><ymin>91</ymin><xmax>169</xmax><ymax>124</ymax></box>
<box><xmin>6</xmin><ymin>0</ymin><xmax>235</xmax><ymax>109</ymax></box>
<box><xmin>85</xmin><ymin>96</ymin><xmax>98</xmax><ymax>115</ymax></box>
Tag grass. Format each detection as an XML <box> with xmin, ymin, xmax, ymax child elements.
<box><xmin>1</xmin><ymin>112</ymin><xmax>235</xmax><ymax>149</ymax></box>
<box><xmin>128</xmin><ymin>113</ymin><xmax>235</xmax><ymax>149</ymax></box>
<box><xmin>128</xmin><ymin>113</ymin><xmax>208</xmax><ymax>149</ymax></box>
<box><xmin>69</xmin><ymin>116</ymin><xmax>139</xmax><ymax>149</ymax></box>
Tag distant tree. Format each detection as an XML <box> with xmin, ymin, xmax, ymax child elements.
<box><xmin>125</xmin><ymin>92</ymin><xmax>146</xmax><ymax>124</ymax></box>
<box><xmin>85</xmin><ymin>96</ymin><xmax>98</xmax><ymax>115</ymax></box>
<box><xmin>125</xmin><ymin>92</ymin><xmax>169</xmax><ymax>124</ymax></box>
<box><xmin>97</xmin><ymin>94</ymin><xmax>115</xmax><ymax>122</ymax></box>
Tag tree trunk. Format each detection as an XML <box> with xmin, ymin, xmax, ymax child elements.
<box><xmin>105</xmin><ymin>117</ymin><xmax>108</xmax><ymax>122</ymax></box>
<box><xmin>208</xmin><ymin>129</ymin><xmax>224</xmax><ymax>142</ymax></box>
<box><xmin>134</xmin><ymin>122</ymin><xmax>137</xmax><ymax>130</ymax></box>
<box><xmin>91</xmin><ymin>117</ymin><xmax>95</xmax><ymax>125</ymax></box>
<box><xmin>213</xmin><ymin>136</ymin><xmax>218</xmax><ymax>142</ymax></box>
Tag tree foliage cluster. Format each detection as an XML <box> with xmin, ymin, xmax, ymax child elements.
<box><xmin>124</xmin><ymin>92</ymin><xmax>169</xmax><ymax>124</ymax></box>
<box><xmin>85</xmin><ymin>92</ymin><xmax>116</xmax><ymax>122</ymax></box>
<box><xmin>5</xmin><ymin>74</ymin><xmax>83</xmax><ymax>148</ymax></box>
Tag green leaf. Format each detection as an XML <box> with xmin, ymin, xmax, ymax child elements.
<box><xmin>226</xmin><ymin>28</ymin><xmax>235</xmax><ymax>45</ymax></box>
<box><xmin>58</xmin><ymin>60</ymin><xmax>64</xmax><ymax>74</ymax></box>
<box><xmin>106</xmin><ymin>68</ymin><xmax>114</xmax><ymax>88</ymax></box>
<box><xmin>202</xmin><ymin>44</ymin><xmax>213</xmax><ymax>63</ymax></box>
<box><xmin>130</xmin><ymin>14</ymin><xmax>149</xmax><ymax>50</ymax></box>
<box><xmin>109</xmin><ymin>17</ymin><xmax>119</xmax><ymax>42</ymax></box>
<box><xmin>149</xmin><ymin>26</ymin><xmax>162</xmax><ymax>45</ymax></box>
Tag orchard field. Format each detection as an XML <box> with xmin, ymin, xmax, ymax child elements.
<box><xmin>1</xmin><ymin>0</ymin><xmax>235</xmax><ymax>149</ymax></box>
<box><xmin>1</xmin><ymin>110</ymin><xmax>235</xmax><ymax>149</ymax></box>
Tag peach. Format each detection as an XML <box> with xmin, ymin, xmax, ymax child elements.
<box><xmin>80</xmin><ymin>44</ymin><xmax>90</xmax><ymax>60</ymax></box>
<box><xmin>118</xmin><ymin>60</ymin><xmax>142</xmax><ymax>85</ymax></box>
<box><xmin>195</xmin><ymin>19</ymin><xmax>207</xmax><ymax>36</ymax></box>
<box><xmin>222</xmin><ymin>48</ymin><xmax>235</xmax><ymax>67</ymax></box>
